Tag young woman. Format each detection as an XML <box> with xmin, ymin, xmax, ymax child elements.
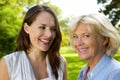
<box><xmin>0</xmin><ymin>5</ymin><xmax>67</xmax><ymax>80</ymax></box>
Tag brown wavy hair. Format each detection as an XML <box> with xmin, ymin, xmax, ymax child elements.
<box><xmin>16</xmin><ymin>5</ymin><xmax>62</xmax><ymax>79</ymax></box>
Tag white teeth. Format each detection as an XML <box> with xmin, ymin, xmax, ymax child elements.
<box><xmin>41</xmin><ymin>39</ymin><xmax>50</xmax><ymax>42</ymax></box>
<box><xmin>78</xmin><ymin>48</ymin><xmax>87</xmax><ymax>52</ymax></box>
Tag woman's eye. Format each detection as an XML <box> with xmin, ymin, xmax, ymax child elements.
<box><xmin>84</xmin><ymin>34</ymin><xmax>90</xmax><ymax>38</ymax></box>
<box><xmin>82</xmin><ymin>34</ymin><xmax>90</xmax><ymax>40</ymax></box>
<box><xmin>72</xmin><ymin>35</ymin><xmax>78</xmax><ymax>39</ymax></box>
<box><xmin>39</xmin><ymin>26</ymin><xmax>45</xmax><ymax>29</ymax></box>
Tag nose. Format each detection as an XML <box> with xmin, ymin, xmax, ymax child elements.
<box><xmin>75</xmin><ymin>38</ymin><xmax>84</xmax><ymax>46</ymax></box>
<box><xmin>44</xmin><ymin>29</ymin><xmax>52</xmax><ymax>38</ymax></box>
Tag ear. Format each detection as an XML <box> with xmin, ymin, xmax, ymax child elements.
<box><xmin>24</xmin><ymin>23</ymin><xmax>29</xmax><ymax>34</ymax></box>
<box><xmin>103</xmin><ymin>37</ymin><xmax>109</xmax><ymax>46</ymax></box>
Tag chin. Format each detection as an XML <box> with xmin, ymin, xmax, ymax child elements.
<box><xmin>41</xmin><ymin>48</ymin><xmax>49</xmax><ymax>52</ymax></box>
<box><xmin>79</xmin><ymin>55</ymin><xmax>88</xmax><ymax>60</ymax></box>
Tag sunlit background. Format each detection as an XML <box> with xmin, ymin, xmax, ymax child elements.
<box><xmin>0</xmin><ymin>0</ymin><xmax>120</xmax><ymax>80</ymax></box>
<box><xmin>51</xmin><ymin>0</ymin><xmax>100</xmax><ymax>18</ymax></box>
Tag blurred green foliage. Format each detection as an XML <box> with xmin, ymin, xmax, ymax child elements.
<box><xmin>0</xmin><ymin>0</ymin><xmax>23</xmax><ymax>56</ymax></box>
<box><xmin>0</xmin><ymin>0</ymin><xmax>70</xmax><ymax>57</ymax></box>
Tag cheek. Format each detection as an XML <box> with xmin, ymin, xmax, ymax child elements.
<box><xmin>90</xmin><ymin>43</ymin><xmax>98</xmax><ymax>52</ymax></box>
<box><xmin>29</xmin><ymin>30</ymin><xmax>40</xmax><ymax>41</ymax></box>
<box><xmin>29</xmin><ymin>33</ymin><xmax>36</xmax><ymax>43</ymax></box>
<box><xmin>30</xmin><ymin>28</ymin><xmax>42</xmax><ymax>36</ymax></box>
<box><xmin>53</xmin><ymin>33</ymin><xmax>56</xmax><ymax>39</ymax></box>
<box><xmin>89</xmin><ymin>40</ymin><xmax>98</xmax><ymax>47</ymax></box>
<box><xmin>89</xmin><ymin>40</ymin><xmax>100</xmax><ymax>54</ymax></box>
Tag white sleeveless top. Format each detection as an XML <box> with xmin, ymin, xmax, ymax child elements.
<box><xmin>4</xmin><ymin>51</ymin><xmax>65</xmax><ymax>80</ymax></box>
<box><xmin>41</xmin><ymin>77</ymin><xmax>51</xmax><ymax>80</ymax></box>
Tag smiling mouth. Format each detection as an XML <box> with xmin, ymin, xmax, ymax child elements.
<box><xmin>41</xmin><ymin>39</ymin><xmax>50</xmax><ymax>42</ymax></box>
<box><xmin>40</xmin><ymin>39</ymin><xmax>52</xmax><ymax>45</ymax></box>
<box><xmin>77</xmin><ymin>48</ymin><xmax>88</xmax><ymax>53</ymax></box>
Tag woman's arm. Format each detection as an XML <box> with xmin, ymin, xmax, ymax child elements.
<box><xmin>0</xmin><ymin>58</ymin><xmax>9</xmax><ymax>80</ymax></box>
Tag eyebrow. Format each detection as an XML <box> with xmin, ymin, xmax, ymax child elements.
<box><xmin>40</xmin><ymin>24</ymin><xmax>46</xmax><ymax>26</ymax></box>
<box><xmin>72</xmin><ymin>32</ymin><xmax>91</xmax><ymax>36</ymax></box>
<box><xmin>41</xmin><ymin>24</ymin><xmax>56</xmax><ymax>28</ymax></box>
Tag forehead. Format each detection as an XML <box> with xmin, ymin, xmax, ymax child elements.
<box><xmin>34</xmin><ymin>11</ymin><xmax>55</xmax><ymax>26</ymax></box>
<box><xmin>73</xmin><ymin>23</ymin><xmax>90</xmax><ymax>33</ymax></box>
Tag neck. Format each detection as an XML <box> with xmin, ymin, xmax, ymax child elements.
<box><xmin>87</xmin><ymin>53</ymin><xmax>104</xmax><ymax>72</ymax></box>
<box><xmin>27</xmin><ymin>48</ymin><xmax>46</xmax><ymax>62</ymax></box>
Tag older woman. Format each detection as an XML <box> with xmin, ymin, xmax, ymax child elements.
<box><xmin>68</xmin><ymin>13</ymin><xmax>120</xmax><ymax>80</ymax></box>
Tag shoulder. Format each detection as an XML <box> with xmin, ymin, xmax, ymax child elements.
<box><xmin>109</xmin><ymin>58</ymin><xmax>120</xmax><ymax>69</ymax></box>
<box><xmin>112</xmin><ymin>58</ymin><xmax>120</xmax><ymax>66</ymax></box>
<box><xmin>3</xmin><ymin>51</ymin><xmax>25</xmax><ymax>73</ymax></box>
<box><xmin>0</xmin><ymin>58</ymin><xmax>7</xmax><ymax>68</ymax></box>
<box><xmin>59</xmin><ymin>56</ymin><xmax>67</xmax><ymax>80</ymax></box>
<box><xmin>0</xmin><ymin>58</ymin><xmax>6</xmax><ymax>69</ymax></box>
<box><xmin>4</xmin><ymin>51</ymin><xmax>25</xmax><ymax>62</ymax></box>
<box><xmin>106</xmin><ymin>68</ymin><xmax>120</xmax><ymax>80</ymax></box>
<box><xmin>4</xmin><ymin>51</ymin><xmax>24</xmax><ymax>58</ymax></box>
<box><xmin>60</xmin><ymin>55</ymin><xmax>67</xmax><ymax>67</ymax></box>
<box><xmin>0</xmin><ymin>58</ymin><xmax>9</xmax><ymax>80</ymax></box>
<box><xmin>59</xmin><ymin>55</ymin><xmax>67</xmax><ymax>70</ymax></box>
<box><xmin>60</xmin><ymin>55</ymin><xmax>67</xmax><ymax>63</ymax></box>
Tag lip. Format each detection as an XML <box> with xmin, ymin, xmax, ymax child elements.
<box><xmin>41</xmin><ymin>39</ymin><xmax>50</xmax><ymax>43</ymax></box>
<box><xmin>39</xmin><ymin>38</ymin><xmax>52</xmax><ymax>45</ymax></box>
<box><xmin>77</xmin><ymin>48</ymin><xmax>88</xmax><ymax>53</ymax></box>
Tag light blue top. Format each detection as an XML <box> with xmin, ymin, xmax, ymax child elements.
<box><xmin>78</xmin><ymin>54</ymin><xmax>120</xmax><ymax>80</ymax></box>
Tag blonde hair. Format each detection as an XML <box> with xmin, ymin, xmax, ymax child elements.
<box><xmin>68</xmin><ymin>13</ymin><xmax>120</xmax><ymax>56</ymax></box>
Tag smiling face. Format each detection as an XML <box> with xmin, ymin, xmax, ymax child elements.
<box><xmin>71</xmin><ymin>23</ymin><xmax>106</xmax><ymax>62</ymax></box>
<box><xmin>24</xmin><ymin>11</ymin><xmax>56</xmax><ymax>52</ymax></box>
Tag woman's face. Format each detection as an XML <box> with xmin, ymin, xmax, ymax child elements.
<box><xmin>72</xmin><ymin>23</ymin><xmax>105</xmax><ymax>61</ymax></box>
<box><xmin>24</xmin><ymin>11</ymin><xmax>56</xmax><ymax>52</ymax></box>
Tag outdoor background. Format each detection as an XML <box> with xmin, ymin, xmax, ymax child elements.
<box><xmin>0</xmin><ymin>0</ymin><xmax>120</xmax><ymax>80</ymax></box>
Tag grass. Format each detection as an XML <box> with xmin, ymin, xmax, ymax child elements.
<box><xmin>60</xmin><ymin>46</ymin><xmax>120</xmax><ymax>80</ymax></box>
<box><xmin>60</xmin><ymin>47</ymin><xmax>86</xmax><ymax>80</ymax></box>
